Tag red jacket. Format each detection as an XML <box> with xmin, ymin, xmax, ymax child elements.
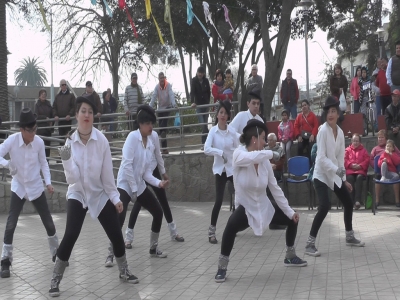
<box><xmin>378</xmin><ymin>151</ymin><xmax>400</xmax><ymax>173</ymax></box>
<box><xmin>375</xmin><ymin>69</ymin><xmax>391</xmax><ymax>97</ymax></box>
<box><xmin>212</xmin><ymin>83</ymin><xmax>233</xmax><ymax>102</ymax></box>
<box><xmin>294</xmin><ymin>112</ymin><xmax>319</xmax><ymax>138</ymax></box>
<box><xmin>344</xmin><ymin>144</ymin><xmax>370</xmax><ymax>176</ymax></box>
<box><xmin>350</xmin><ymin>77</ymin><xmax>360</xmax><ymax>100</ymax></box>
<box><xmin>370</xmin><ymin>144</ymin><xmax>400</xmax><ymax>168</ymax></box>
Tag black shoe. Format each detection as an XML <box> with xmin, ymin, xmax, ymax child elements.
<box><xmin>215</xmin><ymin>268</ymin><xmax>226</xmax><ymax>283</ymax></box>
<box><xmin>269</xmin><ymin>224</ymin><xmax>287</xmax><ymax>230</ymax></box>
<box><xmin>0</xmin><ymin>258</ymin><xmax>11</xmax><ymax>278</ymax></box>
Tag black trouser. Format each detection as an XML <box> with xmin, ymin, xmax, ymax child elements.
<box><xmin>157</xmin><ymin>111</ymin><xmax>170</xmax><ymax>149</ymax></box>
<box><xmin>220</xmin><ymin>204</ymin><xmax>298</xmax><ymax>257</ymax></box>
<box><xmin>57</xmin><ymin>199</ymin><xmax>125</xmax><ymax>261</ymax></box>
<box><xmin>43</xmin><ymin>134</ymin><xmax>51</xmax><ymax>158</ymax></box>
<box><xmin>4</xmin><ymin>192</ymin><xmax>56</xmax><ymax>244</ymax></box>
<box><xmin>381</xmin><ymin>95</ymin><xmax>392</xmax><ymax>115</ymax></box>
<box><xmin>310</xmin><ymin>179</ymin><xmax>353</xmax><ymax>238</ymax></box>
<box><xmin>58</xmin><ymin>121</ymin><xmax>72</xmax><ymax>145</ymax></box>
<box><xmin>297</xmin><ymin>139</ymin><xmax>314</xmax><ymax>162</ymax></box>
<box><xmin>211</xmin><ymin>173</ymin><xmax>233</xmax><ymax>226</ymax></box>
<box><xmin>118</xmin><ymin>188</ymin><xmax>163</xmax><ymax>233</ymax></box>
<box><xmin>346</xmin><ymin>174</ymin><xmax>365</xmax><ymax>205</ymax></box>
<box><xmin>127</xmin><ymin>168</ymin><xmax>173</xmax><ymax>229</ymax></box>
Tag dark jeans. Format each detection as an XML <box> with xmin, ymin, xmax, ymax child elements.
<box><xmin>58</xmin><ymin>121</ymin><xmax>72</xmax><ymax>145</ymax></box>
<box><xmin>297</xmin><ymin>139</ymin><xmax>314</xmax><ymax>162</ymax></box>
<box><xmin>196</xmin><ymin>107</ymin><xmax>209</xmax><ymax>145</ymax></box>
<box><xmin>157</xmin><ymin>111</ymin><xmax>170</xmax><ymax>149</ymax></box>
<box><xmin>375</xmin><ymin>96</ymin><xmax>382</xmax><ymax>116</ymax></box>
<box><xmin>4</xmin><ymin>192</ymin><xmax>56</xmax><ymax>244</ymax></box>
<box><xmin>283</xmin><ymin>103</ymin><xmax>298</xmax><ymax>119</ymax></box>
<box><xmin>381</xmin><ymin>95</ymin><xmax>392</xmax><ymax>115</ymax></box>
<box><xmin>127</xmin><ymin>114</ymin><xmax>137</xmax><ymax>132</ymax></box>
<box><xmin>57</xmin><ymin>199</ymin><xmax>125</xmax><ymax>261</ymax></box>
<box><xmin>354</xmin><ymin>100</ymin><xmax>360</xmax><ymax>114</ymax></box>
<box><xmin>211</xmin><ymin>173</ymin><xmax>233</xmax><ymax>226</ymax></box>
<box><xmin>346</xmin><ymin>174</ymin><xmax>365</xmax><ymax>205</ymax></box>
<box><xmin>310</xmin><ymin>179</ymin><xmax>353</xmax><ymax>238</ymax></box>
<box><xmin>127</xmin><ymin>168</ymin><xmax>173</xmax><ymax>230</ymax></box>
<box><xmin>220</xmin><ymin>204</ymin><xmax>298</xmax><ymax>257</ymax></box>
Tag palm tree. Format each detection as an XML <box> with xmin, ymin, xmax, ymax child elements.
<box><xmin>14</xmin><ymin>57</ymin><xmax>48</xmax><ymax>86</ymax></box>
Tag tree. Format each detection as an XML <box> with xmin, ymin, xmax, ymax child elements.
<box><xmin>14</xmin><ymin>57</ymin><xmax>47</xmax><ymax>86</ymax></box>
<box><xmin>0</xmin><ymin>1</ymin><xmax>8</xmax><ymax>123</ymax></box>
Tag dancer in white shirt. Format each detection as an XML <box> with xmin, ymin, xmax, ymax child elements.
<box><xmin>49</xmin><ymin>96</ymin><xmax>137</xmax><ymax>297</ymax></box>
<box><xmin>0</xmin><ymin>108</ymin><xmax>57</xmax><ymax>279</ymax></box>
<box><xmin>304</xmin><ymin>96</ymin><xmax>365</xmax><ymax>257</ymax></box>
<box><xmin>229</xmin><ymin>92</ymin><xmax>263</xmax><ymax>134</ymax></box>
<box><xmin>204</xmin><ymin>100</ymin><xmax>239</xmax><ymax>244</ymax></box>
<box><xmin>215</xmin><ymin>119</ymin><xmax>307</xmax><ymax>283</ymax></box>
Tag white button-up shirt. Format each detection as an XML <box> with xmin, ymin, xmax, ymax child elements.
<box><xmin>117</xmin><ymin>130</ymin><xmax>161</xmax><ymax>197</ymax></box>
<box><xmin>62</xmin><ymin>128</ymin><xmax>120</xmax><ymax>219</ymax></box>
<box><xmin>229</xmin><ymin>110</ymin><xmax>264</xmax><ymax>134</ymax></box>
<box><xmin>204</xmin><ymin>124</ymin><xmax>240</xmax><ymax>177</ymax></box>
<box><xmin>148</xmin><ymin>131</ymin><xmax>166</xmax><ymax>175</ymax></box>
<box><xmin>313</xmin><ymin>122</ymin><xmax>346</xmax><ymax>189</ymax></box>
<box><xmin>0</xmin><ymin>133</ymin><xmax>51</xmax><ymax>201</ymax></box>
<box><xmin>233</xmin><ymin>145</ymin><xmax>295</xmax><ymax>236</ymax></box>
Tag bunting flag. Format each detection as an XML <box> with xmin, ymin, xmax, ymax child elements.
<box><xmin>186</xmin><ymin>0</ymin><xmax>210</xmax><ymax>37</ymax></box>
<box><xmin>202</xmin><ymin>2</ymin><xmax>222</xmax><ymax>40</ymax></box>
<box><xmin>118</xmin><ymin>0</ymin><xmax>139</xmax><ymax>38</ymax></box>
<box><xmin>145</xmin><ymin>0</ymin><xmax>164</xmax><ymax>45</ymax></box>
<box><xmin>38</xmin><ymin>0</ymin><xmax>51</xmax><ymax>32</ymax></box>
<box><xmin>91</xmin><ymin>0</ymin><xmax>96</xmax><ymax>4</ymax></box>
<box><xmin>222</xmin><ymin>4</ymin><xmax>237</xmax><ymax>39</ymax></box>
<box><xmin>102</xmin><ymin>0</ymin><xmax>113</xmax><ymax>17</ymax></box>
<box><xmin>164</xmin><ymin>0</ymin><xmax>175</xmax><ymax>46</ymax></box>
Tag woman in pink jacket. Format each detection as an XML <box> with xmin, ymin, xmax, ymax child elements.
<box><xmin>278</xmin><ymin>109</ymin><xmax>294</xmax><ymax>160</ymax></box>
<box><xmin>344</xmin><ymin>133</ymin><xmax>370</xmax><ymax>210</ymax></box>
<box><xmin>350</xmin><ymin>67</ymin><xmax>361</xmax><ymax>113</ymax></box>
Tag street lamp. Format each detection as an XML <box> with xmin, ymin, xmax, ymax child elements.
<box><xmin>375</xmin><ymin>27</ymin><xmax>385</xmax><ymax>58</ymax></box>
<box><xmin>298</xmin><ymin>0</ymin><xmax>314</xmax><ymax>102</ymax></box>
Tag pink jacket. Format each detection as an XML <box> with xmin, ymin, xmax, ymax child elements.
<box><xmin>278</xmin><ymin>121</ymin><xmax>294</xmax><ymax>141</ymax></box>
<box><xmin>345</xmin><ymin>144</ymin><xmax>370</xmax><ymax>176</ymax></box>
<box><xmin>350</xmin><ymin>77</ymin><xmax>360</xmax><ymax>101</ymax></box>
<box><xmin>370</xmin><ymin>145</ymin><xmax>400</xmax><ymax>168</ymax></box>
<box><xmin>378</xmin><ymin>151</ymin><xmax>400</xmax><ymax>173</ymax></box>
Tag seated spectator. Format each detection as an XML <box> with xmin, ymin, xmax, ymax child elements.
<box><xmin>370</xmin><ymin>130</ymin><xmax>400</xmax><ymax>208</ymax></box>
<box><xmin>344</xmin><ymin>134</ymin><xmax>370</xmax><ymax>210</ymax></box>
<box><xmin>265</xmin><ymin>133</ymin><xmax>285</xmax><ymax>180</ymax></box>
<box><xmin>278</xmin><ymin>110</ymin><xmax>294</xmax><ymax>160</ymax></box>
<box><xmin>378</xmin><ymin>139</ymin><xmax>400</xmax><ymax>183</ymax></box>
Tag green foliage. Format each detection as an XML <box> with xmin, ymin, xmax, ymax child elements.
<box><xmin>14</xmin><ymin>56</ymin><xmax>47</xmax><ymax>86</ymax></box>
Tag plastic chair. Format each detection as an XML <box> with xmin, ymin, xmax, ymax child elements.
<box><xmin>286</xmin><ymin>156</ymin><xmax>314</xmax><ymax>210</ymax></box>
<box><xmin>372</xmin><ymin>154</ymin><xmax>400</xmax><ymax>215</ymax></box>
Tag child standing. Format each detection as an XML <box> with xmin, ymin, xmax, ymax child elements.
<box><xmin>278</xmin><ymin>110</ymin><xmax>294</xmax><ymax>160</ymax></box>
<box><xmin>378</xmin><ymin>139</ymin><xmax>400</xmax><ymax>182</ymax></box>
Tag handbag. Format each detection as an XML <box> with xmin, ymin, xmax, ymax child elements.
<box><xmin>174</xmin><ymin>112</ymin><xmax>181</xmax><ymax>127</ymax></box>
<box><xmin>339</xmin><ymin>90</ymin><xmax>347</xmax><ymax>111</ymax></box>
<box><xmin>301</xmin><ymin>114</ymin><xmax>312</xmax><ymax>139</ymax></box>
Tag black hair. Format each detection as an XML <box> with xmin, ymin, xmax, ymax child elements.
<box><xmin>102</xmin><ymin>91</ymin><xmax>108</xmax><ymax>100</ymax></box>
<box><xmin>239</xmin><ymin>126</ymin><xmax>267</xmax><ymax>146</ymax></box>
<box><xmin>354</xmin><ymin>66</ymin><xmax>361</xmax><ymax>78</ymax></box>
<box><xmin>396</xmin><ymin>40</ymin><xmax>400</xmax><ymax>46</ymax></box>
<box><xmin>38</xmin><ymin>89</ymin><xmax>47</xmax><ymax>97</ymax></box>
<box><xmin>214</xmin><ymin>69</ymin><xmax>225</xmax><ymax>80</ymax></box>
<box><xmin>301</xmin><ymin>99</ymin><xmax>310</xmax><ymax>106</ymax></box>
<box><xmin>137</xmin><ymin>109</ymin><xmax>156</xmax><ymax>124</ymax></box>
<box><xmin>20</xmin><ymin>121</ymin><xmax>36</xmax><ymax>129</ymax></box>
<box><xmin>214</xmin><ymin>104</ymin><xmax>231</xmax><ymax>125</ymax></box>
<box><xmin>361</xmin><ymin>66</ymin><xmax>369</xmax><ymax>80</ymax></box>
<box><xmin>287</xmin><ymin>69</ymin><xmax>292</xmax><ymax>73</ymax></box>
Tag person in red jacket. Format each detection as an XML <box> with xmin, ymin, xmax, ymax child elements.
<box><xmin>376</xmin><ymin>58</ymin><xmax>392</xmax><ymax>114</ymax></box>
<box><xmin>350</xmin><ymin>67</ymin><xmax>362</xmax><ymax>113</ymax></box>
<box><xmin>378</xmin><ymin>139</ymin><xmax>400</xmax><ymax>184</ymax></box>
<box><xmin>212</xmin><ymin>69</ymin><xmax>233</xmax><ymax>104</ymax></box>
<box><xmin>344</xmin><ymin>133</ymin><xmax>370</xmax><ymax>210</ymax></box>
<box><xmin>294</xmin><ymin>99</ymin><xmax>319</xmax><ymax>161</ymax></box>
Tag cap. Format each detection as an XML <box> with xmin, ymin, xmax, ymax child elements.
<box><xmin>392</xmin><ymin>89</ymin><xmax>400</xmax><ymax>96</ymax></box>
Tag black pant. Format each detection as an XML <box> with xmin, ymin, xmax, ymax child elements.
<box><xmin>346</xmin><ymin>174</ymin><xmax>365</xmax><ymax>205</ymax></box>
<box><xmin>127</xmin><ymin>168</ymin><xmax>173</xmax><ymax>229</ymax></box>
<box><xmin>4</xmin><ymin>192</ymin><xmax>56</xmax><ymax>244</ymax></box>
<box><xmin>310</xmin><ymin>179</ymin><xmax>353</xmax><ymax>238</ymax></box>
<box><xmin>220</xmin><ymin>204</ymin><xmax>298</xmax><ymax>257</ymax></box>
<box><xmin>381</xmin><ymin>95</ymin><xmax>392</xmax><ymax>115</ymax></box>
<box><xmin>297</xmin><ymin>139</ymin><xmax>314</xmax><ymax>162</ymax></box>
<box><xmin>43</xmin><ymin>135</ymin><xmax>51</xmax><ymax>158</ymax></box>
<box><xmin>157</xmin><ymin>111</ymin><xmax>170</xmax><ymax>149</ymax></box>
<box><xmin>57</xmin><ymin>199</ymin><xmax>125</xmax><ymax>261</ymax></box>
<box><xmin>58</xmin><ymin>121</ymin><xmax>72</xmax><ymax>145</ymax></box>
<box><xmin>211</xmin><ymin>173</ymin><xmax>233</xmax><ymax>226</ymax></box>
<box><xmin>119</xmin><ymin>188</ymin><xmax>163</xmax><ymax>233</ymax></box>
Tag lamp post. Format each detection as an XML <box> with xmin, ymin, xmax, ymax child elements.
<box><xmin>298</xmin><ymin>0</ymin><xmax>314</xmax><ymax>102</ymax></box>
<box><xmin>50</xmin><ymin>9</ymin><xmax>54</xmax><ymax>105</ymax></box>
<box><xmin>375</xmin><ymin>27</ymin><xmax>385</xmax><ymax>58</ymax></box>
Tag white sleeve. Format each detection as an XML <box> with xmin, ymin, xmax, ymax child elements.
<box><xmin>204</xmin><ymin>127</ymin><xmax>223</xmax><ymax>157</ymax></box>
<box><xmin>229</xmin><ymin>114</ymin><xmax>241</xmax><ymax>134</ymax></box>
<box><xmin>0</xmin><ymin>137</ymin><xmax>12</xmax><ymax>167</ymax></box>
<box><xmin>152</xmin><ymin>132</ymin><xmax>166</xmax><ymax>174</ymax></box>
<box><xmin>62</xmin><ymin>140</ymin><xmax>81</xmax><ymax>184</ymax></box>
<box><xmin>143</xmin><ymin>165</ymin><xmax>161</xmax><ymax>188</ymax></box>
<box><xmin>316</xmin><ymin>128</ymin><xmax>339</xmax><ymax>175</ymax></box>
<box><xmin>38</xmin><ymin>139</ymin><xmax>51</xmax><ymax>186</ymax></box>
<box><xmin>233</xmin><ymin>149</ymin><xmax>273</xmax><ymax>167</ymax></box>
<box><xmin>121</xmin><ymin>133</ymin><xmax>138</xmax><ymax>193</ymax></box>
<box><xmin>100</xmin><ymin>139</ymin><xmax>120</xmax><ymax>205</ymax></box>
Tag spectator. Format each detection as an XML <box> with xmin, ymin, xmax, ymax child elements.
<box><xmin>149</xmin><ymin>72</ymin><xmax>176</xmax><ymax>154</ymax></box>
<box><xmin>223</xmin><ymin>69</ymin><xmax>235</xmax><ymax>98</ymax></box>
<box><xmin>278</xmin><ymin>109</ymin><xmax>294</xmax><ymax>160</ymax></box>
<box><xmin>330</xmin><ymin>64</ymin><xmax>348</xmax><ymax>112</ymax></box>
<box><xmin>385</xmin><ymin>89</ymin><xmax>400</xmax><ymax>149</ymax></box>
<box><xmin>265</xmin><ymin>133</ymin><xmax>285</xmax><ymax>181</ymax></box>
<box><xmin>280</xmin><ymin>69</ymin><xmax>299</xmax><ymax>119</ymax></box>
<box><xmin>124</xmin><ymin>72</ymin><xmax>145</xmax><ymax>131</ymax></box>
<box><xmin>376</xmin><ymin>58</ymin><xmax>392</xmax><ymax>115</ymax></box>
<box><xmin>101</xmin><ymin>91</ymin><xmax>112</xmax><ymax>142</ymax></box>
<box><xmin>229</xmin><ymin>92</ymin><xmax>264</xmax><ymax>134</ymax></box>
<box><xmin>386</xmin><ymin>40</ymin><xmax>400</xmax><ymax>92</ymax></box>
<box><xmin>82</xmin><ymin>81</ymin><xmax>102</xmax><ymax>126</ymax></box>
<box><xmin>378</xmin><ymin>139</ymin><xmax>400</xmax><ymax>186</ymax></box>
<box><xmin>212</xmin><ymin>69</ymin><xmax>232</xmax><ymax>103</ymax></box>
<box><xmin>344</xmin><ymin>134</ymin><xmax>370</xmax><ymax>210</ymax></box>
<box><xmin>107</xmin><ymin>88</ymin><xmax>118</xmax><ymax>132</ymax></box>
<box><xmin>190</xmin><ymin>66</ymin><xmax>211</xmax><ymax>148</ymax></box>
<box><xmin>359</xmin><ymin>67</ymin><xmax>371</xmax><ymax>135</ymax></box>
<box><xmin>34</xmin><ymin>89</ymin><xmax>53</xmax><ymax>158</ymax></box>
<box><xmin>52</xmin><ymin>79</ymin><xmax>76</xmax><ymax>144</ymax></box>
<box><xmin>246</xmin><ymin>64</ymin><xmax>264</xmax><ymax>117</ymax></box>
<box><xmin>294</xmin><ymin>99</ymin><xmax>319</xmax><ymax>161</ymax></box>
<box><xmin>370</xmin><ymin>130</ymin><xmax>400</xmax><ymax>209</ymax></box>
<box><xmin>350</xmin><ymin>66</ymin><xmax>362</xmax><ymax>113</ymax></box>
<box><xmin>373</xmin><ymin>59</ymin><xmax>382</xmax><ymax>116</ymax></box>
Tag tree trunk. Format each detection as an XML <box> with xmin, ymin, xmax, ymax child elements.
<box><xmin>0</xmin><ymin>1</ymin><xmax>9</xmax><ymax>125</ymax></box>
<box><xmin>258</xmin><ymin>0</ymin><xmax>296</xmax><ymax>120</ymax></box>
<box><xmin>177</xmin><ymin>45</ymin><xmax>190</xmax><ymax>102</ymax></box>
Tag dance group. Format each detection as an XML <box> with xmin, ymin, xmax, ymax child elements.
<box><xmin>0</xmin><ymin>91</ymin><xmax>365</xmax><ymax>296</ymax></box>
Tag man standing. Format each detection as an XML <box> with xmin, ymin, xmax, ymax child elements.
<box><xmin>229</xmin><ymin>92</ymin><xmax>263</xmax><ymax>134</ymax></box>
<box><xmin>386</xmin><ymin>40</ymin><xmax>400</xmax><ymax>92</ymax></box>
<box><xmin>124</xmin><ymin>73</ymin><xmax>145</xmax><ymax>131</ymax></box>
<box><xmin>82</xmin><ymin>81</ymin><xmax>102</xmax><ymax>125</ymax></box>
<box><xmin>385</xmin><ymin>89</ymin><xmax>400</xmax><ymax>149</ymax></box>
<box><xmin>190</xmin><ymin>66</ymin><xmax>211</xmax><ymax>148</ymax></box>
<box><xmin>149</xmin><ymin>72</ymin><xmax>176</xmax><ymax>154</ymax></box>
<box><xmin>246</xmin><ymin>64</ymin><xmax>264</xmax><ymax>116</ymax></box>
<box><xmin>107</xmin><ymin>88</ymin><xmax>118</xmax><ymax>132</ymax></box>
<box><xmin>53</xmin><ymin>79</ymin><xmax>76</xmax><ymax>143</ymax></box>
<box><xmin>280</xmin><ymin>69</ymin><xmax>299</xmax><ymax>119</ymax></box>
<box><xmin>376</xmin><ymin>58</ymin><xmax>392</xmax><ymax>114</ymax></box>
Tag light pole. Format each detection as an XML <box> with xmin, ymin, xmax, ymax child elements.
<box><xmin>298</xmin><ymin>0</ymin><xmax>314</xmax><ymax>102</ymax></box>
<box><xmin>375</xmin><ymin>27</ymin><xmax>385</xmax><ymax>59</ymax></box>
<box><xmin>50</xmin><ymin>9</ymin><xmax>54</xmax><ymax>104</ymax></box>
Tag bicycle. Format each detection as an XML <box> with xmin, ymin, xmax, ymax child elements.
<box><xmin>365</xmin><ymin>98</ymin><xmax>376</xmax><ymax>136</ymax></box>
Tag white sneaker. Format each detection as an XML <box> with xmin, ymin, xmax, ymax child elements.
<box><xmin>380</xmin><ymin>176</ymin><xmax>387</xmax><ymax>182</ymax></box>
<box><xmin>105</xmin><ymin>255</ymin><xmax>114</xmax><ymax>267</ymax></box>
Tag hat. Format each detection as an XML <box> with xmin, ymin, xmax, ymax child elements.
<box><xmin>76</xmin><ymin>95</ymin><xmax>97</xmax><ymax>114</ymax></box>
<box><xmin>323</xmin><ymin>95</ymin><xmax>340</xmax><ymax>111</ymax></box>
<box><xmin>218</xmin><ymin>100</ymin><xmax>232</xmax><ymax>118</ymax></box>
<box><xmin>197</xmin><ymin>66</ymin><xmax>205</xmax><ymax>73</ymax></box>
<box><xmin>242</xmin><ymin>119</ymin><xmax>267</xmax><ymax>135</ymax></box>
<box><xmin>251</xmin><ymin>64</ymin><xmax>258</xmax><ymax>70</ymax></box>
<box><xmin>392</xmin><ymin>89</ymin><xmax>400</xmax><ymax>96</ymax></box>
<box><xmin>131</xmin><ymin>72</ymin><xmax>138</xmax><ymax>79</ymax></box>
<box><xmin>248</xmin><ymin>91</ymin><xmax>262</xmax><ymax>102</ymax></box>
<box><xmin>18</xmin><ymin>108</ymin><xmax>37</xmax><ymax>127</ymax></box>
<box><xmin>85</xmin><ymin>81</ymin><xmax>92</xmax><ymax>87</ymax></box>
<box><xmin>137</xmin><ymin>104</ymin><xmax>156</xmax><ymax>123</ymax></box>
